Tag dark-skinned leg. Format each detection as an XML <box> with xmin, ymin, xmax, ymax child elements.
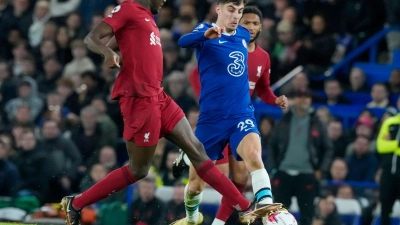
<box><xmin>72</xmin><ymin>141</ymin><xmax>157</xmax><ymax>209</ymax></box>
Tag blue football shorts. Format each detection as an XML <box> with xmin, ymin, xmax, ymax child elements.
<box><xmin>195</xmin><ymin>113</ymin><xmax>260</xmax><ymax>161</ymax></box>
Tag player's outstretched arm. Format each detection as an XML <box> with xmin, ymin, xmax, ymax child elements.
<box><xmin>178</xmin><ymin>24</ymin><xmax>225</xmax><ymax>48</ymax></box>
<box><xmin>84</xmin><ymin>22</ymin><xmax>120</xmax><ymax>68</ymax></box>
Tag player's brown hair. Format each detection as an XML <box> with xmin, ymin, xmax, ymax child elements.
<box><xmin>217</xmin><ymin>0</ymin><xmax>249</xmax><ymax>6</ymax></box>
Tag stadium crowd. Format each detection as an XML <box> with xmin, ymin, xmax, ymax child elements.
<box><xmin>0</xmin><ymin>0</ymin><xmax>399</xmax><ymax>224</ymax></box>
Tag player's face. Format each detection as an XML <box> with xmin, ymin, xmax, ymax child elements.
<box><xmin>149</xmin><ymin>0</ymin><xmax>166</xmax><ymax>14</ymax></box>
<box><xmin>240</xmin><ymin>13</ymin><xmax>261</xmax><ymax>43</ymax></box>
<box><xmin>216</xmin><ymin>3</ymin><xmax>244</xmax><ymax>32</ymax></box>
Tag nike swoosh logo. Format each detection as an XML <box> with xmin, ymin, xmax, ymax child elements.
<box><xmin>145</xmin><ymin>18</ymin><xmax>150</xmax><ymax>22</ymax></box>
<box><xmin>219</xmin><ymin>40</ymin><xmax>227</xmax><ymax>44</ymax></box>
<box><xmin>66</xmin><ymin>199</ymin><xmax>71</xmax><ymax>213</ymax></box>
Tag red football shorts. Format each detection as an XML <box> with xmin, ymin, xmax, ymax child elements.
<box><xmin>119</xmin><ymin>91</ymin><xmax>184</xmax><ymax>146</ymax></box>
<box><xmin>215</xmin><ymin>144</ymin><xmax>233</xmax><ymax>165</ymax></box>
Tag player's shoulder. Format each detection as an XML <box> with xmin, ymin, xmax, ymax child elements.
<box><xmin>115</xmin><ymin>1</ymin><xmax>141</xmax><ymax>13</ymax></box>
<box><xmin>193</xmin><ymin>22</ymin><xmax>211</xmax><ymax>32</ymax></box>
<box><xmin>237</xmin><ymin>25</ymin><xmax>251</xmax><ymax>40</ymax></box>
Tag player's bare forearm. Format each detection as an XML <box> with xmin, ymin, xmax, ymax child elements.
<box><xmin>84</xmin><ymin>22</ymin><xmax>114</xmax><ymax>56</ymax></box>
<box><xmin>106</xmin><ymin>36</ymin><xmax>119</xmax><ymax>52</ymax></box>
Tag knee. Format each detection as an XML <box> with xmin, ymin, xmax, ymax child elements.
<box><xmin>128</xmin><ymin>164</ymin><xmax>149</xmax><ymax>180</ymax></box>
<box><xmin>245</xmin><ymin>150</ymin><xmax>263</xmax><ymax>167</ymax></box>
<box><xmin>187</xmin><ymin>180</ymin><xmax>205</xmax><ymax>196</ymax></box>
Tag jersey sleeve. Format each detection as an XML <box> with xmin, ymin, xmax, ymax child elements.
<box><xmin>189</xmin><ymin>66</ymin><xmax>201</xmax><ymax>99</ymax></box>
<box><xmin>254</xmin><ymin>53</ymin><xmax>278</xmax><ymax>105</ymax></box>
<box><xmin>178</xmin><ymin>23</ymin><xmax>209</xmax><ymax>48</ymax></box>
<box><xmin>103</xmin><ymin>4</ymin><xmax>132</xmax><ymax>33</ymax></box>
<box><xmin>377</xmin><ymin>118</ymin><xmax>398</xmax><ymax>154</ymax></box>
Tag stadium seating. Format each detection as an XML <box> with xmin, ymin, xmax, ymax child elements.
<box><xmin>334</xmin><ymin>198</ymin><xmax>362</xmax><ymax>225</ymax></box>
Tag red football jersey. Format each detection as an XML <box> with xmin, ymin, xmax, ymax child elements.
<box><xmin>103</xmin><ymin>1</ymin><xmax>163</xmax><ymax>99</ymax></box>
<box><xmin>189</xmin><ymin>46</ymin><xmax>277</xmax><ymax>105</ymax></box>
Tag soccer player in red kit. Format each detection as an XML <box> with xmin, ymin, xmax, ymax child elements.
<box><xmin>59</xmin><ymin>1</ymin><xmax>275</xmax><ymax>225</ymax></box>
<box><xmin>172</xmin><ymin>6</ymin><xmax>288</xmax><ymax>225</ymax></box>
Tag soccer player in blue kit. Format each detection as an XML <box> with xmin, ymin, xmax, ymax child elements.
<box><xmin>173</xmin><ymin>0</ymin><xmax>283</xmax><ymax>225</ymax></box>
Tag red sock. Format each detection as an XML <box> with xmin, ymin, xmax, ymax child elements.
<box><xmin>216</xmin><ymin>181</ymin><xmax>247</xmax><ymax>221</ymax></box>
<box><xmin>72</xmin><ymin>165</ymin><xmax>137</xmax><ymax>209</ymax></box>
<box><xmin>196</xmin><ymin>160</ymin><xmax>250</xmax><ymax>211</ymax></box>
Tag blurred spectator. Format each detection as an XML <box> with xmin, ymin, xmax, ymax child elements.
<box><xmin>78</xmin><ymin>71</ymin><xmax>106</xmax><ymax>107</ymax></box>
<box><xmin>50</xmin><ymin>0</ymin><xmax>81</xmax><ymax>24</ymax></box>
<box><xmin>280</xmin><ymin>72</ymin><xmax>309</xmax><ymax>96</ymax></box>
<box><xmin>387</xmin><ymin>68</ymin><xmax>400</xmax><ymax>94</ymax></box>
<box><xmin>164</xmin><ymin>70</ymin><xmax>196</xmax><ymax>115</ymax></box>
<box><xmin>0</xmin><ymin>132</ymin><xmax>16</xmax><ymax>159</ymax></box>
<box><xmin>65</xmin><ymin>12</ymin><xmax>86</xmax><ymax>40</ymax></box>
<box><xmin>156</xmin><ymin>5</ymin><xmax>174</xmax><ymax>29</ymax></box>
<box><xmin>28</xmin><ymin>0</ymin><xmax>51</xmax><ymax>48</ymax></box>
<box><xmin>298</xmin><ymin>14</ymin><xmax>336</xmax><ymax>76</ymax></box>
<box><xmin>97</xmin><ymin>146</ymin><xmax>119</xmax><ymax>171</ymax></box>
<box><xmin>104</xmin><ymin>81</ymin><xmax>124</xmax><ymax>137</ymax></box>
<box><xmin>128</xmin><ymin>175</ymin><xmax>165</xmax><ymax>225</ymax></box>
<box><xmin>63</xmin><ymin>39</ymin><xmax>96</xmax><ymax>77</ymax></box>
<box><xmin>19</xmin><ymin>56</ymin><xmax>39</xmax><ymax>78</ymax></box>
<box><xmin>37</xmin><ymin>57</ymin><xmax>62</xmax><ymax>95</ymax></box>
<box><xmin>160</xmin><ymin>150</ymin><xmax>182</xmax><ymax>186</ymax></box>
<box><xmin>329</xmin><ymin>158</ymin><xmax>348</xmax><ymax>183</ymax></box>
<box><xmin>5</xmin><ymin>79</ymin><xmax>44</xmax><ymax>122</ymax></box>
<box><xmin>71</xmin><ymin>106</ymin><xmax>112</xmax><ymax>168</ymax></box>
<box><xmin>56</xmin><ymin>77</ymin><xmax>81</xmax><ymax>116</ymax></box>
<box><xmin>0</xmin><ymin>0</ymin><xmax>12</xmax><ymax>44</ymax></box>
<box><xmin>163</xmin><ymin>43</ymin><xmax>185</xmax><ymax>76</ymax></box>
<box><xmin>312</xmin><ymin>195</ymin><xmax>342</xmax><ymax>225</ymax></box>
<box><xmin>8</xmin><ymin>0</ymin><xmax>33</xmax><ymax>36</ymax></box>
<box><xmin>320</xmin><ymin>79</ymin><xmax>351</xmax><ymax>105</ymax></box>
<box><xmin>327</xmin><ymin>119</ymin><xmax>348</xmax><ymax>158</ymax></box>
<box><xmin>91</xmin><ymin>97</ymin><xmax>118</xmax><ymax>148</ymax></box>
<box><xmin>367</xmin><ymin>82</ymin><xmax>390</xmax><ymax>108</ymax></box>
<box><xmin>11</xmin><ymin>123</ymin><xmax>31</xmax><ymax>149</ymax></box>
<box><xmin>336</xmin><ymin>184</ymin><xmax>355</xmax><ymax>199</ymax></box>
<box><xmin>263</xmin><ymin>0</ymin><xmax>290</xmax><ymax>29</ymax></box>
<box><xmin>346</xmin><ymin>136</ymin><xmax>378</xmax><ymax>182</ymax></box>
<box><xmin>164</xmin><ymin>181</ymin><xmax>186</xmax><ymax>224</ymax></box>
<box><xmin>11</xmin><ymin>41</ymin><xmax>31</xmax><ymax>76</ymax></box>
<box><xmin>376</xmin><ymin>102</ymin><xmax>400</xmax><ymax>225</ymax></box>
<box><xmin>79</xmin><ymin>0</ymin><xmax>115</xmax><ymax>28</ymax></box>
<box><xmin>38</xmin><ymin>91</ymin><xmax>70</xmax><ymax>128</ymax></box>
<box><xmin>0</xmin><ymin>139</ymin><xmax>19</xmax><ymax>197</ymax></box>
<box><xmin>35</xmin><ymin>40</ymin><xmax>57</xmax><ymax>72</ymax></box>
<box><xmin>12</xmin><ymin>103</ymin><xmax>34</xmax><ymax>126</ymax></box>
<box><xmin>55</xmin><ymin>26</ymin><xmax>73</xmax><ymax>65</ymax></box>
<box><xmin>42</xmin><ymin>20</ymin><xmax>57</xmax><ymax>42</ymax></box>
<box><xmin>385</xmin><ymin>0</ymin><xmax>400</xmax><ymax>61</ymax></box>
<box><xmin>345</xmin><ymin>116</ymin><xmax>376</xmax><ymax>152</ymax></box>
<box><xmin>2</xmin><ymin>27</ymin><xmax>25</xmax><ymax>60</ymax></box>
<box><xmin>41</xmin><ymin>119</ymin><xmax>81</xmax><ymax>202</ymax></box>
<box><xmin>271</xmin><ymin>20</ymin><xmax>302</xmax><ymax>80</ymax></box>
<box><xmin>269</xmin><ymin>88</ymin><xmax>332</xmax><ymax>225</ymax></box>
<box><xmin>315</xmin><ymin>106</ymin><xmax>333</xmax><ymax>126</ymax></box>
<box><xmin>79</xmin><ymin>163</ymin><xmax>126</xmax><ymax>204</ymax></box>
<box><xmin>259</xmin><ymin>116</ymin><xmax>275</xmax><ymax>164</ymax></box>
<box><xmin>0</xmin><ymin>61</ymin><xmax>18</xmax><ymax>114</ymax></box>
<box><xmin>346</xmin><ymin>67</ymin><xmax>370</xmax><ymax>93</ymax></box>
<box><xmin>12</xmin><ymin>129</ymin><xmax>53</xmax><ymax>203</ymax></box>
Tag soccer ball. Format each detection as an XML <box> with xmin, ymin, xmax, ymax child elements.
<box><xmin>262</xmin><ymin>209</ymin><xmax>298</xmax><ymax>225</ymax></box>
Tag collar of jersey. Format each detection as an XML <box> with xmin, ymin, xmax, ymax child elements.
<box><xmin>211</xmin><ymin>23</ymin><xmax>236</xmax><ymax>36</ymax></box>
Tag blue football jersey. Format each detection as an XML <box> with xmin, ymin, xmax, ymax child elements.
<box><xmin>178</xmin><ymin>22</ymin><xmax>253</xmax><ymax>116</ymax></box>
